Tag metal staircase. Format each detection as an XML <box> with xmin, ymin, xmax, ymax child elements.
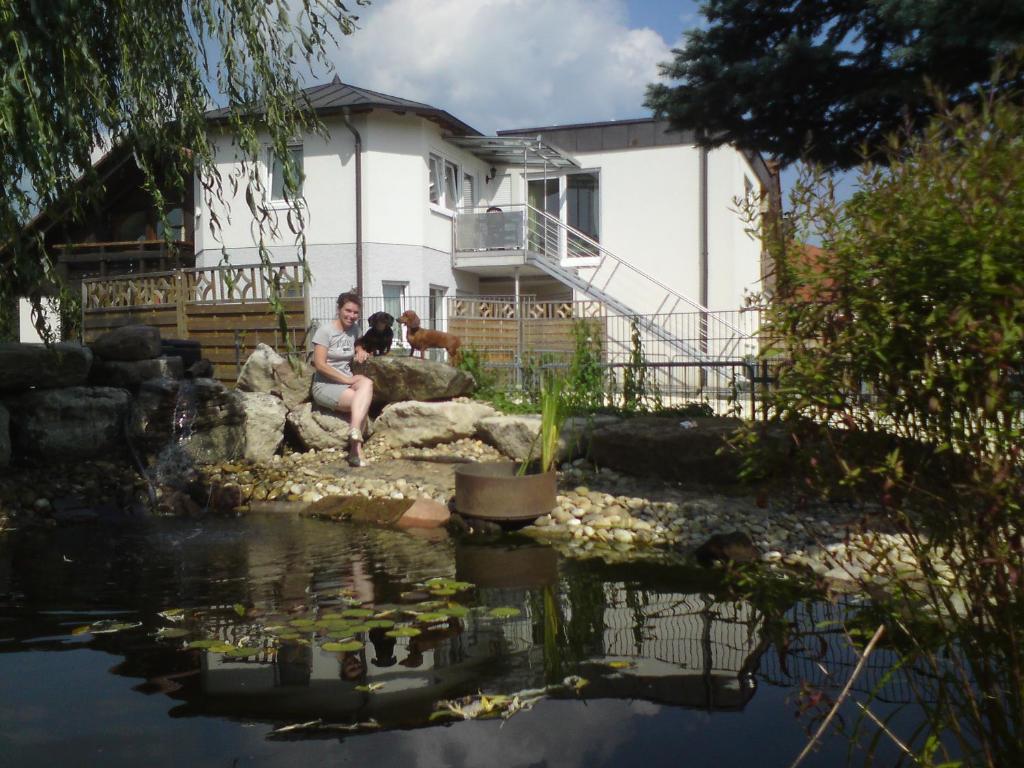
<box><xmin>521</xmin><ymin>204</ymin><xmax>751</xmax><ymax>387</ymax></box>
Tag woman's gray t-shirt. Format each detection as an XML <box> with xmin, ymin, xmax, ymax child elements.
<box><xmin>312</xmin><ymin>322</ymin><xmax>360</xmax><ymax>383</ymax></box>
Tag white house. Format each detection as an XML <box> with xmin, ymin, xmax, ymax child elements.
<box><xmin>197</xmin><ymin>78</ymin><xmax>776</xmax><ymax>368</ymax></box>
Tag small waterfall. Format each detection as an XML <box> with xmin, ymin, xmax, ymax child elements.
<box><xmin>153</xmin><ymin>379</ymin><xmax>199</xmax><ymax>489</ymax></box>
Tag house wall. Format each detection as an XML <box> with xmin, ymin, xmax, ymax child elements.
<box><xmin>194</xmin><ymin>112</ymin><xmax>484</xmax><ymax>305</ymax></box>
<box><xmin>483</xmin><ymin>142</ymin><xmax>763</xmax><ymax>315</ymax></box>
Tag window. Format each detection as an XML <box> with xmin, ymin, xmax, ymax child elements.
<box><xmin>382</xmin><ymin>282</ymin><xmax>407</xmax><ymax>344</ymax></box>
<box><xmin>462</xmin><ymin>173</ymin><xmax>474</xmax><ymax>210</ymax></box>
<box><xmin>428</xmin><ymin>154</ymin><xmax>442</xmax><ymax>204</ymax></box>
<box><xmin>567</xmin><ymin>172</ymin><xmax>599</xmax><ymax>240</ymax></box>
<box><xmin>427</xmin><ymin>153</ymin><xmax>460</xmax><ymax>210</ymax></box>
<box><xmin>269</xmin><ymin>145</ymin><xmax>303</xmax><ymax>201</ymax></box>
<box><xmin>443</xmin><ymin>161</ymin><xmax>459</xmax><ymax>209</ymax></box>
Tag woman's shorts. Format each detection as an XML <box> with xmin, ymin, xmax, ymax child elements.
<box><xmin>311</xmin><ymin>381</ymin><xmax>349</xmax><ymax>410</ymax></box>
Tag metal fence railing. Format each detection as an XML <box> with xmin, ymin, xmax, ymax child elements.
<box><xmin>309</xmin><ymin>294</ymin><xmax>774</xmax><ymax>416</ymax></box>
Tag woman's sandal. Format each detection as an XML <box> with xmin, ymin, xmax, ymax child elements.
<box><xmin>348</xmin><ymin>427</ymin><xmax>364</xmax><ymax>443</ymax></box>
<box><xmin>346</xmin><ymin>453</ymin><xmax>367</xmax><ymax>468</ymax></box>
<box><xmin>347</xmin><ymin>427</ymin><xmax>366</xmax><ymax>466</ymax></box>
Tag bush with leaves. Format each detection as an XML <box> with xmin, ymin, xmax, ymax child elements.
<box><xmin>745</xmin><ymin>84</ymin><xmax>1024</xmax><ymax>767</ymax></box>
<box><xmin>565</xmin><ymin>319</ymin><xmax>605</xmax><ymax>412</ymax></box>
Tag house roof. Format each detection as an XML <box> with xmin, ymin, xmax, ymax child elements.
<box><xmin>205</xmin><ymin>76</ymin><xmax>482</xmax><ymax>136</ymax></box>
<box><xmin>446</xmin><ymin>136</ymin><xmax>579</xmax><ymax>169</ymax></box>
<box><xmin>499</xmin><ymin>117</ymin><xmax>777</xmax><ymax>190</ymax></box>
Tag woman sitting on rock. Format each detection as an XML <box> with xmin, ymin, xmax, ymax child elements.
<box><xmin>311</xmin><ymin>291</ymin><xmax>373</xmax><ymax>467</ymax></box>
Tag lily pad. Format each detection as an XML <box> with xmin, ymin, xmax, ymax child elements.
<box><xmin>487</xmin><ymin>607</ymin><xmax>522</xmax><ymax>619</ymax></box>
<box><xmin>233</xmin><ymin>603</ymin><xmax>247</xmax><ymax>617</ymax></box>
<box><xmin>89</xmin><ymin>620</ymin><xmax>142</xmax><ymax>634</ymax></box>
<box><xmin>430</xmin><ymin>588</ymin><xmax>456</xmax><ymax>597</ymax></box>
<box><xmin>606</xmin><ymin>660</ymin><xmax>635</xmax><ymax>669</ymax></box>
<box><xmin>341</xmin><ymin>608</ymin><xmax>374</xmax><ymax>619</ymax></box>
<box><xmin>156</xmin><ymin>627</ymin><xmax>191</xmax><ymax>639</ymax></box>
<box><xmin>445</xmin><ymin>603</ymin><xmax>470</xmax><ymax>618</ymax></box>
<box><xmin>355</xmin><ymin>682</ymin><xmax>385</xmax><ymax>693</ymax></box>
<box><xmin>289</xmin><ymin>618</ymin><xmax>316</xmax><ymax>628</ymax></box>
<box><xmin>323</xmin><ymin>640</ymin><xmax>364</xmax><ymax>653</ymax></box>
<box><xmin>158</xmin><ymin>608</ymin><xmax>186</xmax><ymax>622</ymax></box>
<box><xmin>385</xmin><ymin>627</ymin><xmax>422</xmax><ymax>639</ymax></box>
<box><xmin>364</xmin><ymin>619</ymin><xmax>395</xmax><ymax>630</ymax></box>
<box><xmin>415</xmin><ymin>612</ymin><xmax>450</xmax><ymax>624</ymax></box>
<box><xmin>187</xmin><ymin>639</ymin><xmax>222</xmax><ymax>649</ymax></box>
<box><xmin>276</xmin><ymin>633</ymin><xmax>302</xmax><ymax>641</ymax></box>
<box><xmin>225</xmin><ymin>646</ymin><xmax>261</xmax><ymax>657</ymax></box>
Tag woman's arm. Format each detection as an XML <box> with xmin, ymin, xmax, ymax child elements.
<box><xmin>313</xmin><ymin>343</ymin><xmax>357</xmax><ymax>385</ymax></box>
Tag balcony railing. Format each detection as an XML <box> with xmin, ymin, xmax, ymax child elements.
<box><xmin>455</xmin><ymin>207</ymin><xmax>525</xmax><ymax>251</ymax></box>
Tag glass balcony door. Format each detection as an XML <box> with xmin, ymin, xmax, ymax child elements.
<box><xmin>527</xmin><ymin>179</ymin><xmax>559</xmax><ymax>258</ymax></box>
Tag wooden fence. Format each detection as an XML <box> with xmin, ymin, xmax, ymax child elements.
<box><xmin>82</xmin><ymin>263</ymin><xmax>308</xmax><ymax>383</ymax></box>
<box><xmin>448</xmin><ymin>297</ymin><xmax>607</xmax><ymax>367</ymax></box>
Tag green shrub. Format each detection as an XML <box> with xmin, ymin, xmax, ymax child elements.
<box><xmin>565</xmin><ymin>319</ymin><xmax>605</xmax><ymax>411</ymax></box>
<box><xmin>746</xmin><ymin>85</ymin><xmax>1024</xmax><ymax>766</ymax></box>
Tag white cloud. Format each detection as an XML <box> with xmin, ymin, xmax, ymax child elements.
<box><xmin>317</xmin><ymin>0</ymin><xmax>672</xmax><ymax>133</ymax></box>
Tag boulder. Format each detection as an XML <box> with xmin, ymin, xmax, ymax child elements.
<box><xmin>240</xmin><ymin>391</ymin><xmax>288</xmax><ymax>462</ymax></box>
<box><xmin>237</xmin><ymin>343</ymin><xmax>313</xmax><ymax>410</ymax></box>
<box><xmin>588</xmin><ymin>416</ymin><xmax>744</xmax><ymax>484</ymax></box>
<box><xmin>91</xmin><ymin>324</ymin><xmax>162</xmax><ymax>361</ymax></box>
<box><xmin>694</xmin><ymin>532</ymin><xmax>760</xmax><ymax>567</ymax></box>
<box><xmin>0</xmin><ymin>403</ymin><xmax>9</xmax><ymax>467</ymax></box>
<box><xmin>285</xmin><ymin>402</ymin><xmax>353</xmax><ymax>451</ymax></box>
<box><xmin>89</xmin><ymin>356</ymin><xmax>184</xmax><ymax>391</ymax></box>
<box><xmin>352</xmin><ymin>355</ymin><xmax>475</xmax><ymax>404</ymax></box>
<box><xmin>477</xmin><ymin>413</ymin><xmax>620</xmax><ymax>462</ymax></box>
<box><xmin>397</xmin><ymin>499</ymin><xmax>451</xmax><ymax>529</ymax></box>
<box><xmin>128</xmin><ymin>377</ymin><xmax>245</xmax><ymax>462</ymax></box>
<box><xmin>0</xmin><ymin>342</ymin><xmax>93</xmax><ymax>392</ymax></box>
<box><xmin>373</xmin><ymin>400</ymin><xmax>496</xmax><ymax>448</ymax></box>
<box><xmin>7</xmin><ymin>386</ymin><xmax>131</xmax><ymax>461</ymax></box>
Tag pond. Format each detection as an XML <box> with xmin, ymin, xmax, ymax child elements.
<box><xmin>0</xmin><ymin>515</ymin><xmax>925</xmax><ymax>767</ymax></box>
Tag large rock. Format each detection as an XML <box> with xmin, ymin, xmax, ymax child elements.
<box><xmin>373</xmin><ymin>400</ymin><xmax>496</xmax><ymax>448</ymax></box>
<box><xmin>91</xmin><ymin>324</ymin><xmax>162</xmax><ymax>361</ymax></box>
<box><xmin>588</xmin><ymin>416</ymin><xmax>743</xmax><ymax>483</ymax></box>
<box><xmin>89</xmin><ymin>356</ymin><xmax>184</xmax><ymax>391</ymax></box>
<box><xmin>285</xmin><ymin>402</ymin><xmax>353</xmax><ymax>451</ymax></box>
<box><xmin>240</xmin><ymin>391</ymin><xmax>287</xmax><ymax>462</ymax></box>
<box><xmin>0</xmin><ymin>342</ymin><xmax>93</xmax><ymax>392</ymax></box>
<box><xmin>129</xmin><ymin>378</ymin><xmax>245</xmax><ymax>462</ymax></box>
<box><xmin>237</xmin><ymin>343</ymin><xmax>313</xmax><ymax>410</ymax></box>
<box><xmin>7</xmin><ymin>386</ymin><xmax>131</xmax><ymax>461</ymax></box>
<box><xmin>352</xmin><ymin>355</ymin><xmax>475</xmax><ymax>404</ymax></box>
<box><xmin>477</xmin><ymin>414</ymin><xmax>620</xmax><ymax>462</ymax></box>
<box><xmin>0</xmin><ymin>403</ymin><xmax>9</xmax><ymax>467</ymax></box>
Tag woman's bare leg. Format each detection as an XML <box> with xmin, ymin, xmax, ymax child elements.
<box><xmin>336</xmin><ymin>378</ymin><xmax>373</xmax><ymax>459</ymax></box>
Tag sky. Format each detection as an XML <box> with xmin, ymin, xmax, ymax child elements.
<box><xmin>308</xmin><ymin>0</ymin><xmax>703</xmax><ymax>134</ymax></box>
<box><xmin>306</xmin><ymin>0</ymin><xmax>846</xmax><ymax>200</ymax></box>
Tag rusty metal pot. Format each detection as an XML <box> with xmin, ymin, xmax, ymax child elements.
<box><xmin>453</xmin><ymin>461</ymin><xmax>556</xmax><ymax>522</ymax></box>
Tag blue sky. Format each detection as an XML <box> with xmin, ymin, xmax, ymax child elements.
<box><xmin>307</xmin><ymin>0</ymin><xmax>847</xmax><ymax>200</ymax></box>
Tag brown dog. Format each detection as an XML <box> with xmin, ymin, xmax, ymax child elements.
<box><xmin>398</xmin><ymin>310</ymin><xmax>462</xmax><ymax>365</ymax></box>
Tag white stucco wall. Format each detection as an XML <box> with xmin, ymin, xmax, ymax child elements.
<box><xmin>194</xmin><ymin>112</ymin><xmax>489</xmax><ymax>303</ymax></box>
<box><xmin>194</xmin><ymin>111</ymin><xmax>763</xmax><ymax>318</ymax></box>
<box><xmin>706</xmin><ymin>148</ymin><xmax>763</xmax><ymax>312</ymax></box>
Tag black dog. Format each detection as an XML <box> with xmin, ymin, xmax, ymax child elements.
<box><xmin>356</xmin><ymin>311</ymin><xmax>395</xmax><ymax>356</ymax></box>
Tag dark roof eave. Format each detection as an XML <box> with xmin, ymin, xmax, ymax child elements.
<box><xmin>205</xmin><ymin>104</ymin><xmax>481</xmax><ymax>137</ymax></box>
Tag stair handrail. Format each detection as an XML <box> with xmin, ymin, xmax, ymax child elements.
<box><xmin>523</xmin><ymin>203</ymin><xmax>748</xmax><ymax>339</ymax></box>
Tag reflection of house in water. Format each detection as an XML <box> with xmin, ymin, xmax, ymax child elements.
<box><xmin>581</xmin><ymin>588</ymin><xmax>765</xmax><ymax>709</ymax></box>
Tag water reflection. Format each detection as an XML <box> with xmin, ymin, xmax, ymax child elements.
<box><xmin>0</xmin><ymin>516</ymin><xmax>914</xmax><ymax>752</ymax></box>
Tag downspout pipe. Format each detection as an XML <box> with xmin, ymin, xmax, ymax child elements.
<box><xmin>341</xmin><ymin>108</ymin><xmax>363</xmax><ymax>296</ymax></box>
